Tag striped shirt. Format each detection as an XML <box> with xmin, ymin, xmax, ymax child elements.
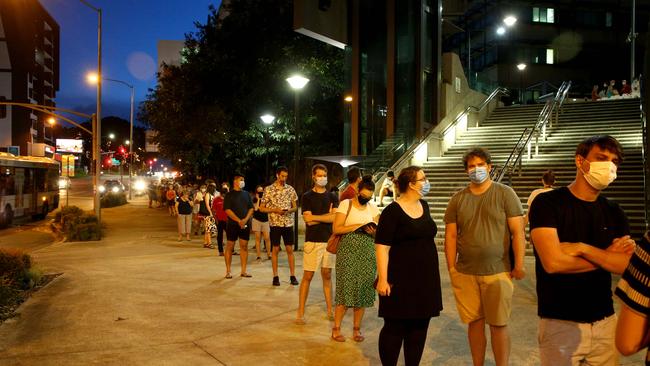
<box><xmin>615</xmin><ymin>234</ymin><xmax>650</xmax><ymax>365</ymax></box>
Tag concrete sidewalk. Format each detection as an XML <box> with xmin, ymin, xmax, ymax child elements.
<box><xmin>0</xmin><ymin>198</ymin><xmax>643</xmax><ymax>365</ymax></box>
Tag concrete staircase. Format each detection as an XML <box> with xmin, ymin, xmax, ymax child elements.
<box><xmin>419</xmin><ymin>99</ymin><xmax>645</xmax><ymax>245</ymax></box>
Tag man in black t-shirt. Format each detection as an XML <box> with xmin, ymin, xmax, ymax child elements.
<box><xmin>223</xmin><ymin>174</ymin><xmax>254</xmax><ymax>279</ymax></box>
<box><xmin>529</xmin><ymin>135</ymin><xmax>636</xmax><ymax>366</ymax></box>
<box><xmin>295</xmin><ymin>164</ymin><xmax>338</xmax><ymax>325</ymax></box>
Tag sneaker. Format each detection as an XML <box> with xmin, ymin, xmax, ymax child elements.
<box><xmin>255</xmin><ymin>257</ymin><xmax>262</xmax><ymax>264</ymax></box>
<box><xmin>290</xmin><ymin>276</ymin><xmax>299</xmax><ymax>286</ymax></box>
<box><xmin>233</xmin><ymin>252</ymin><xmax>239</xmax><ymax>256</ymax></box>
<box><xmin>272</xmin><ymin>276</ymin><xmax>280</xmax><ymax>286</ymax></box>
<box><xmin>218</xmin><ymin>252</ymin><xmax>224</xmax><ymax>256</ymax></box>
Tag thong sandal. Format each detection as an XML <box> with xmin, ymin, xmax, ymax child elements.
<box><xmin>331</xmin><ymin>327</ymin><xmax>345</xmax><ymax>342</ymax></box>
<box><xmin>352</xmin><ymin>327</ymin><xmax>365</xmax><ymax>342</ymax></box>
<box><xmin>225</xmin><ymin>272</ymin><xmax>232</xmax><ymax>279</ymax></box>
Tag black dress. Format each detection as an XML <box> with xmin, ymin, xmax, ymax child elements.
<box><xmin>375</xmin><ymin>200</ymin><xmax>443</xmax><ymax>319</ymax></box>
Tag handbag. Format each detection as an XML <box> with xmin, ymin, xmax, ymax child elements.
<box><xmin>326</xmin><ymin>200</ymin><xmax>353</xmax><ymax>254</ymax></box>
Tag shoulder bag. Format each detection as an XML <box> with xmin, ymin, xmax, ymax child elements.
<box><xmin>326</xmin><ymin>200</ymin><xmax>353</xmax><ymax>254</ymax></box>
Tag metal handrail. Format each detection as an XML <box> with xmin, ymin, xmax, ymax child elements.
<box><xmin>639</xmin><ymin>74</ymin><xmax>648</xmax><ymax>231</ymax></box>
<box><xmin>380</xmin><ymin>87</ymin><xmax>508</xmax><ymax>181</ymax></box>
<box><xmin>494</xmin><ymin>81</ymin><xmax>571</xmax><ymax>183</ymax></box>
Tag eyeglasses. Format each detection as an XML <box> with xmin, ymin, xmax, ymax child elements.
<box><xmin>414</xmin><ymin>178</ymin><xmax>427</xmax><ymax>182</ymax></box>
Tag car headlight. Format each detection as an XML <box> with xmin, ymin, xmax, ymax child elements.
<box><xmin>58</xmin><ymin>179</ymin><xmax>67</xmax><ymax>189</ymax></box>
<box><xmin>134</xmin><ymin>180</ymin><xmax>146</xmax><ymax>191</ymax></box>
<box><xmin>99</xmin><ymin>185</ymin><xmax>106</xmax><ymax>193</ymax></box>
<box><xmin>112</xmin><ymin>186</ymin><xmax>119</xmax><ymax>193</ymax></box>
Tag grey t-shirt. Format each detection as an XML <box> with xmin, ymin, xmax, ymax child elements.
<box><xmin>444</xmin><ymin>182</ymin><xmax>524</xmax><ymax>275</ymax></box>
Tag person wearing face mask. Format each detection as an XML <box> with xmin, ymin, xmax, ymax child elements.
<box><xmin>223</xmin><ymin>174</ymin><xmax>255</xmax><ymax>279</ymax></box>
<box><xmin>529</xmin><ymin>135</ymin><xmax>635</xmax><ymax>366</ymax></box>
<box><xmin>375</xmin><ymin>166</ymin><xmax>442</xmax><ymax>365</ymax></box>
<box><xmin>330</xmin><ymin>175</ymin><xmax>380</xmax><ymax>343</ymax></box>
<box><xmin>260</xmin><ymin>166</ymin><xmax>300</xmax><ymax>286</ymax></box>
<box><xmin>295</xmin><ymin>164</ymin><xmax>339</xmax><ymax>324</ymax></box>
<box><xmin>251</xmin><ymin>184</ymin><xmax>271</xmax><ymax>262</ymax></box>
<box><xmin>444</xmin><ymin>147</ymin><xmax>526</xmax><ymax>366</ymax></box>
<box><xmin>212</xmin><ymin>185</ymin><xmax>230</xmax><ymax>256</ymax></box>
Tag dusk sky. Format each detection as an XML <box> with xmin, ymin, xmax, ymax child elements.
<box><xmin>40</xmin><ymin>0</ymin><xmax>221</xmax><ymax>125</ymax></box>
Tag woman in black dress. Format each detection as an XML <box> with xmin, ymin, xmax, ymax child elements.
<box><xmin>375</xmin><ymin>166</ymin><xmax>443</xmax><ymax>366</ymax></box>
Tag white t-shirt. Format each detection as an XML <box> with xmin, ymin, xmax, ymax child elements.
<box><xmin>526</xmin><ymin>187</ymin><xmax>553</xmax><ymax>211</ymax></box>
<box><xmin>336</xmin><ymin>199</ymin><xmax>379</xmax><ymax>226</ymax></box>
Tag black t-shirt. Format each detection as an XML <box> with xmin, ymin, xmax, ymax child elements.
<box><xmin>252</xmin><ymin>194</ymin><xmax>268</xmax><ymax>222</ymax></box>
<box><xmin>301</xmin><ymin>189</ymin><xmax>339</xmax><ymax>242</ymax></box>
<box><xmin>224</xmin><ymin>190</ymin><xmax>254</xmax><ymax>223</ymax></box>
<box><xmin>176</xmin><ymin>197</ymin><xmax>193</xmax><ymax>215</ymax></box>
<box><xmin>529</xmin><ymin>187</ymin><xmax>629</xmax><ymax>323</ymax></box>
<box><xmin>375</xmin><ymin>200</ymin><xmax>442</xmax><ymax>319</ymax></box>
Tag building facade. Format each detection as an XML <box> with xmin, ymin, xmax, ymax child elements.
<box><xmin>443</xmin><ymin>0</ymin><xmax>650</xmax><ymax>101</ymax></box>
<box><xmin>0</xmin><ymin>0</ymin><xmax>60</xmax><ymax>157</ymax></box>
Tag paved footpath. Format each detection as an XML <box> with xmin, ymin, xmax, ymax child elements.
<box><xmin>0</xmin><ymin>197</ymin><xmax>643</xmax><ymax>365</ymax></box>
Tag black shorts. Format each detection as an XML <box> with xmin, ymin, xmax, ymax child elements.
<box><xmin>270</xmin><ymin>226</ymin><xmax>294</xmax><ymax>247</ymax></box>
<box><xmin>226</xmin><ymin>220</ymin><xmax>250</xmax><ymax>241</ymax></box>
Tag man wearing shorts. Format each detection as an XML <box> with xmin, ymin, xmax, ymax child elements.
<box><xmin>223</xmin><ymin>174</ymin><xmax>254</xmax><ymax>279</ymax></box>
<box><xmin>295</xmin><ymin>164</ymin><xmax>338</xmax><ymax>324</ymax></box>
<box><xmin>260</xmin><ymin>166</ymin><xmax>299</xmax><ymax>286</ymax></box>
<box><xmin>529</xmin><ymin>136</ymin><xmax>635</xmax><ymax>366</ymax></box>
<box><xmin>444</xmin><ymin>147</ymin><xmax>526</xmax><ymax>366</ymax></box>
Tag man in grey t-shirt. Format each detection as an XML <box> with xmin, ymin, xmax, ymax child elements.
<box><xmin>443</xmin><ymin>147</ymin><xmax>526</xmax><ymax>366</ymax></box>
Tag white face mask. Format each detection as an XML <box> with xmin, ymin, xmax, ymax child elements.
<box><xmin>315</xmin><ymin>177</ymin><xmax>327</xmax><ymax>187</ymax></box>
<box><xmin>581</xmin><ymin>160</ymin><xmax>617</xmax><ymax>190</ymax></box>
<box><xmin>239</xmin><ymin>180</ymin><xmax>246</xmax><ymax>189</ymax></box>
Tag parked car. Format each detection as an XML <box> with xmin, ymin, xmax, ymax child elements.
<box><xmin>99</xmin><ymin>180</ymin><xmax>125</xmax><ymax>196</ymax></box>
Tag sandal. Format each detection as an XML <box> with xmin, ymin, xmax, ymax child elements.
<box><xmin>203</xmin><ymin>244</ymin><xmax>214</xmax><ymax>249</ymax></box>
<box><xmin>352</xmin><ymin>327</ymin><xmax>365</xmax><ymax>342</ymax></box>
<box><xmin>240</xmin><ymin>273</ymin><xmax>252</xmax><ymax>278</ymax></box>
<box><xmin>294</xmin><ymin>317</ymin><xmax>306</xmax><ymax>325</ymax></box>
<box><xmin>225</xmin><ymin>273</ymin><xmax>232</xmax><ymax>279</ymax></box>
<box><xmin>331</xmin><ymin>327</ymin><xmax>345</xmax><ymax>342</ymax></box>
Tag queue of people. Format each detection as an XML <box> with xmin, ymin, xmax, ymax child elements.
<box><xmin>149</xmin><ymin>133</ymin><xmax>648</xmax><ymax>366</ymax></box>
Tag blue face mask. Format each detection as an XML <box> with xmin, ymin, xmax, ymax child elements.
<box><xmin>419</xmin><ymin>180</ymin><xmax>431</xmax><ymax>196</ymax></box>
<box><xmin>468</xmin><ymin>166</ymin><xmax>489</xmax><ymax>184</ymax></box>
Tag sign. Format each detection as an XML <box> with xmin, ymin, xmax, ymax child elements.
<box><xmin>61</xmin><ymin>154</ymin><xmax>75</xmax><ymax>177</ymax></box>
<box><xmin>7</xmin><ymin>146</ymin><xmax>19</xmax><ymax>156</ymax></box>
<box><xmin>145</xmin><ymin>130</ymin><xmax>159</xmax><ymax>152</ymax></box>
<box><xmin>56</xmin><ymin>139</ymin><xmax>84</xmax><ymax>154</ymax></box>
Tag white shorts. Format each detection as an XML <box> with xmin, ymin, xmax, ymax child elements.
<box><xmin>303</xmin><ymin>241</ymin><xmax>335</xmax><ymax>271</ymax></box>
<box><xmin>252</xmin><ymin>218</ymin><xmax>270</xmax><ymax>233</ymax></box>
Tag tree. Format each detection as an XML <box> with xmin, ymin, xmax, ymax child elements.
<box><xmin>139</xmin><ymin>0</ymin><xmax>345</xmax><ymax>183</ymax></box>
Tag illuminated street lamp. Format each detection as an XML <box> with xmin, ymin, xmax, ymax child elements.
<box><xmin>108</xmin><ymin>133</ymin><xmax>115</xmax><ymax>140</ymax></box>
<box><xmin>286</xmin><ymin>74</ymin><xmax>309</xmax><ymax>250</ymax></box>
<box><xmin>86</xmin><ymin>73</ymin><xmax>135</xmax><ymax>198</ymax></box>
<box><xmin>496</xmin><ymin>26</ymin><xmax>506</xmax><ymax>35</ymax></box>
<box><xmin>517</xmin><ymin>63</ymin><xmax>527</xmax><ymax>103</ymax></box>
<box><xmin>260</xmin><ymin>114</ymin><xmax>275</xmax><ymax>180</ymax></box>
<box><xmin>503</xmin><ymin>15</ymin><xmax>517</xmax><ymax>27</ymax></box>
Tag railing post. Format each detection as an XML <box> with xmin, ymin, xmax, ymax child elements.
<box><xmin>527</xmin><ymin>140</ymin><xmax>532</xmax><ymax>159</ymax></box>
<box><xmin>535</xmin><ymin>133</ymin><xmax>539</xmax><ymax>156</ymax></box>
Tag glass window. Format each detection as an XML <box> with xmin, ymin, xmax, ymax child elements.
<box><xmin>540</xmin><ymin>9</ymin><xmax>547</xmax><ymax>22</ymax></box>
<box><xmin>532</xmin><ymin>7</ymin><xmax>539</xmax><ymax>22</ymax></box>
<box><xmin>547</xmin><ymin>8</ymin><xmax>554</xmax><ymax>23</ymax></box>
<box><xmin>0</xmin><ymin>167</ymin><xmax>15</xmax><ymax>196</ymax></box>
<box><xmin>546</xmin><ymin>49</ymin><xmax>554</xmax><ymax>64</ymax></box>
<box><xmin>606</xmin><ymin>12</ymin><xmax>612</xmax><ymax>27</ymax></box>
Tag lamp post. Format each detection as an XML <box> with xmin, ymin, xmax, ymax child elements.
<box><xmin>87</xmin><ymin>75</ymin><xmax>135</xmax><ymax>196</ymax></box>
<box><xmin>80</xmin><ymin>0</ymin><xmax>102</xmax><ymax>223</ymax></box>
<box><xmin>517</xmin><ymin>63</ymin><xmax>527</xmax><ymax>104</ymax></box>
<box><xmin>47</xmin><ymin>117</ymin><xmax>56</xmax><ymax>150</ymax></box>
<box><xmin>260</xmin><ymin>114</ymin><xmax>275</xmax><ymax>182</ymax></box>
<box><xmin>286</xmin><ymin>74</ymin><xmax>309</xmax><ymax>251</ymax></box>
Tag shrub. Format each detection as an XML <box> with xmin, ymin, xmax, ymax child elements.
<box><xmin>0</xmin><ymin>249</ymin><xmax>33</xmax><ymax>290</ymax></box>
<box><xmin>100</xmin><ymin>193</ymin><xmax>127</xmax><ymax>208</ymax></box>
<box><xmin>54</xmin><ymin>205</ymin><xmax>102</xmax><ymax>241</ymax></box>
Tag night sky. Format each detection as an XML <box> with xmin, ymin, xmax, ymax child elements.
<box><xmin>40</xmin><ymin>0</ymin><xmax>220</xmax><ymax>125</ymax></box>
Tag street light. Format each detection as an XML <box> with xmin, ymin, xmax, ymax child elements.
<box><xmin>108</xmin><ymin>133</ymin><xmax>115</xmax><ymax>140</ymax></box>
<box><xmin>286</xmin><ymin>74</ymin><xmax>309</xmax><ymax>251</ymax></box>
<box><xmin>260</xmin><ymin>114</ymin><xmax>275</xmax><ymax>181</ymax></box>
<box><xmin>517</xmin><ymin>63</ymin><xmax>527</xmax><ymax>104</ymax></box>
<box><xmin>496</xmin><ymin>26</ymin><xmax>506</xmax><ymax>35</ymax></box>
<box><xmin>88</xmin><ymin>74</ymin><xmax>135</xmax><ymax>200</ymax></box>
<box><xmin>48</xmin><ymin>117</ymin><xmax>56</xmax><ymax>153</ymax></box>
<box><xmin>503</xmin><ymin>16</ymin><xmax>517</xmax><ymax>27</ymax></box>
<box><xmin>80</xmin><ymin>0</ymin><xmax>102</xmax><ymax>224</ymax></box>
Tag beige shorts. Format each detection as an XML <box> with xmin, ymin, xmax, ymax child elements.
<box><xmin>538</xmin><ymin>314</ymin><xmax>618</xmax><ymax>366</ymax></box>
<box><xmin>251</xmin><ymin>218</ymin><xmax>270</xmax><ymax>233</ymax></box>
<box><xmin>449</xmin><ymin>268</ymin><xmax>513</xmax><ymax>326</ymax></box>
<box><xmin>303</xmin><ymin>241</ymin><xmax>335</xmax><ymax>271</ymax></box>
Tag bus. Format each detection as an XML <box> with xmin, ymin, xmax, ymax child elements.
<box><xmin>0</xmin><ymin>152</ymin><xmax>59</xmax><ymax>227</ymax></box>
